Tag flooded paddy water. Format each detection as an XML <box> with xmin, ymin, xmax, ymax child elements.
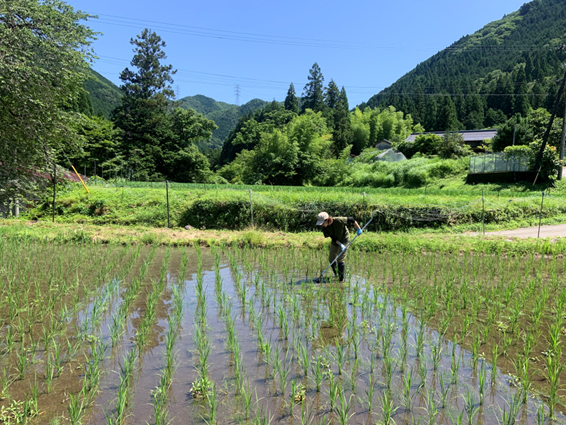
<box><xmin>1</xmin><ymin>237</ymin><xmax>566</xmax><ymax>424</ymax></box>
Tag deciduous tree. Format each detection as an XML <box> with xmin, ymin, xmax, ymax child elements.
<box><xmin>0</xmin><ymin>0</ymin><xmax>96</xmax><ymax>204</ymax></box>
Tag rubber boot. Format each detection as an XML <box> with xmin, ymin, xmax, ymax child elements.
<box><xmin>331</xmin><ymin>264</ymin><xmax>338</xmax><ymax>279</ymax></box>
<box><xmin>338</xmin><ymin>263</ymin><xmax>345</xmax><ymax>282</ymax></box>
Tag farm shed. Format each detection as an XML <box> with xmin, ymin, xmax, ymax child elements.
<box><xmin>405</xmin><ymin>129</ymin><xmax>497</xmax><ymax>151</ymax></box>
<box><xmin>374</xmin><ymin>139</ymin><xmax>391</xmax><ymax>150</ymax></box>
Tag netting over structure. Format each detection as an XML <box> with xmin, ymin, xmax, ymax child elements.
<box><xmin>469</xmin><ymin>153</ymin><xmax>529</xmax><ymax>174</ymax></box>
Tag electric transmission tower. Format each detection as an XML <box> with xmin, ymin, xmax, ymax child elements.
<box><xmin>235</xmin><ymin>84</ymin><xmax>240</xmax><ymax>106</ymax></box>
<box><xmin>176</xmin><ymin>85</ymin><xmax>180</xmax><ymax>100</ymax></box>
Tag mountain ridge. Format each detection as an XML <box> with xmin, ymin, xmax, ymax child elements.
<box><xmin>364</xmin><ymin>0</ymin><xmax>566</xmax><ymax>131</ymax></box>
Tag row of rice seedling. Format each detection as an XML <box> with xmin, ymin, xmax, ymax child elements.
<box><xmin>209</xmin><ymin>243</ymin><xmax>558</xmax><ymax>424</ymax></box>
<box><xmin>0</xmin><ymin>237</ymin><xmax>146</xmax><ymax>423</ymax></box>
<box><xmin>4</xmin><ymin>237</ymin><xmax>566</xmax><ymax>423</ymax></box>
<box><xmin>148</xmin><ymin>251</ymin><xmax>187</xmax><ymax>425</ymax></box>
<box><xmin>103</xmin><ymin>248</ymin><xmax>173</xmax><ymax>425</ymax></box>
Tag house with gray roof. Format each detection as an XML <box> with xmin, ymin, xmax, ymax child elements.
<box><xmin>405</xmin><ymin>129</ymin><xmax>497</xmax><ymax>150</ymax></box>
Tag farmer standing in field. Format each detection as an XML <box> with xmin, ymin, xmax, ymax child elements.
<box><xmin>316</xmin><ymin>212</ymin><xmax>362</xmax><ymax>282</ymax></box>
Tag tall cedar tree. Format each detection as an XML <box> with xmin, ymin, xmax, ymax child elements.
<box><xmin>284</xmin><ymin>83</ymin><xmax>299</xmax><ymax>113</ymax></box>
<box><xmin>332</xmin><ymin>87</ymin><xmax>353</xmax><ymax>155</ymax></box>
<box><xmin>302</xmin><ymin>62</ymin><xmax>325</xmax><ymax>113</ymax></box>
<box><xmin>437</xmin><ymin>96</ymin><xmax>461</xmax><ymax>131</ymax></box>
<box><xmin>113</xmin><ymin>29</ymin><xmax>176</xmax><ymax>180</ymax></box>
<box><xmin>324</xmin><ymin>79</ymin><xmax>340</xmax><ymax>130</ymax></box>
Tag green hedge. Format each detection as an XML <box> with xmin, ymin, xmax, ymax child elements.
<box><xmin>180</xmin><ymin>198</ymin><xmax>562</xmax><ymax>232</ymax></box>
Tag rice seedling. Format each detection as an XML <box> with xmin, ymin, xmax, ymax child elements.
<box><xmin>478</xmin><ymin>360</ymin><xmax>487</xmax><ymax>405</ymax></box>
<box><xmin>402</xmin><ymin>366</ymin><xmax>414</xmax><ymax>411</ymax></box>
<box><xmin>463</xmin><ymin>387</ymin><xmax>480</xmax><ymax>425</ymax></box>
<box><xmin>334</xmin><ymin>340</ymin><xmax>346</xmax><ymax>376</ymax></box>
<box><xmin>241</xmin><ymin>383</ymin><xmax>254</xmax><ymax>420</ymax></box>
<box><xmin>380</xmin><ymin>388</ymin><xmax>399</xmax><ymax>425</ymax></box>
<box><xmin>15</xmin><ymin>344</ymin><xmax>27</xmax><ymax>380</ymax></box>
<box><xmin>5</xmin><ymin>238</ymin><xmax>566</xmax><ymax>424</ymax></box>
<box><xmin>334</xmin><ymin>387</ymin><xmax>355</xmax><ymax>425</ymax></box>
<box><xmin>67</xmin><ymin>392</ymin><xmax>86</xmax><ymax>425</ymax></box>
<box><xmin>491</xmin><ymin>344</ymin><xmax>499</xmax><ymax>385</ymax></box>
<box><xmin>422</xmin><ymin>388</ymin><xmax>438</xmax><ymax>425</ymax></box>
<box><xmin>310</xmin><ymin>355</ymin><xmax>324</xmax><ymax>393</ymax></box>
<box><xmin>326</xmin><ymin>372</ymin><xmax>339</xmax><ymax>411</ymax></box>
<box><xmin>545</xmin><ymin>349</ymin><xmax>565</xmax><ymax>418</ymax></box>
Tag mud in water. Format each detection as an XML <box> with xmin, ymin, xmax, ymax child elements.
<box><xmin>1</xmin><ymin>240</ymin><xmax>566</xmax><ymax>424</ymax></box>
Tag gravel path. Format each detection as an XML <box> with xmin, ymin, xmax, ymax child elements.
<box><xmin>470</xmin><ymin>223</ymin><xmax>566</xmax><ymax>238</ymax></box>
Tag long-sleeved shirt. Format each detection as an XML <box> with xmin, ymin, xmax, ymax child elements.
<box><xmin>322</xmin><ymin>216</ymin><xmax>355</xmax><ymax>245</ymax></box>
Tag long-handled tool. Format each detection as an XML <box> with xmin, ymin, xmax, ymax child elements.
<box><xmin>313</xmin><ymin>209</ymin><xmax>384</xmax><ymax>283</ymax></box>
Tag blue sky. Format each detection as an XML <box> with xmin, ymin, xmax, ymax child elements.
<box><xmin>69</xmin><ymin>0</ymin><xmax>527</xmax><ymax>107</ymax></box>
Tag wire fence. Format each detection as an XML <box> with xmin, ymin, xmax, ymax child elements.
<box><xmin>75</xmin><ymin>182</ymin><xmax>566</xmax><ymax>236</ymax></box>
<box><xmin>6</xmin><ymin>173</ymin><xmax>565</xmax><ymax>237</ymax></box>
<box><xmin>89</xmin><ymin>177</ymin><xmax>540</xmax><ymax>199</ymax></box>
<box><xmin>469</xmin><ymin>153</ymin><xmax>529</xmax><ymax>174</ymax></box>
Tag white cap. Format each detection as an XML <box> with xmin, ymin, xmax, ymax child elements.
<box><xmin>316</xmin><ymin>212</ymin><xmax>329</xmax><ymax>225</ymax></box>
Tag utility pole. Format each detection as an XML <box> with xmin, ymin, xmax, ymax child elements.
<box><xmin>512</xmin><ymin>124</ymin><xmax>517</xmax><ymax>146</ymax></box>
<box><xmin>560</xmin><ymin>89</ymin><xmax>566</xmax><ymax>180</ymax></box>
<box><xmin>235</xmin><ymin>84</ymin><xmax>240</xmax><ymax>106</ymax></box>
<box><xmin>534</xmin><ymin>52</ymin><xmax>566</xmax><ymax>184</ymax></box>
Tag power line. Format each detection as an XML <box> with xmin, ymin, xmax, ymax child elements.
<box><xmin>92</xmin><ymin>13</ymin><xmax>555</xmax><ymax>53</ymax></box>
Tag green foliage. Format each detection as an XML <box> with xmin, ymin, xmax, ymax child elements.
<box><xmin>351</xmin><ymin>106</ymin><xmax>419</xmax><ymax>154</ymax></box>
<box><xmin>0</xmin><ymin>0</ymin><xmax>96</xmax><ymax>204</ymax></box>
<box><xmin>396</xmin><ymin>134</ymin><xmax>443</xmax><ymax>158</ymax></box>
<box><xmin>218</xmin><ymin>102</ymin><xmax>296</xmax><ymax>166</ymax></box>
<box><xmin>340</xmin><ymin>156</ymin><xmax>469</xmax><ymax>188</ymax></box>
<box><xmin>505</xmin><ymin>140</ymin><xmax>560</xmax><ymax>182</ymax></box>
<box><xmin>63</xmin><ymin>115</ymin><xmax>119</xmax><ymax>171</ymax></box>
<box><xmin>438</xmin><ymin>132</ymin><xmax>473</xmax><ymax>159</ymax></box>
<box><xmin>29</xmin><ymin>181</ymin><xmax>566</xmax><ymax>233</ymax></box>
<box><xmin>218</xmin><ymin>110</ymin><xmax>332</xmax><ymax>185</ymax></box>
<box><xmin>492</xmin><ymin>108</ymin><xmax>563</xmax><ymax>151</ymax></box>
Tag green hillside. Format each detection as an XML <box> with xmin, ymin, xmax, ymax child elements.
<box><xmin>365</xmin><ymin>0</ymin><xmax>566</xmax><ymax>132</ymax></box>
<box><xmin>82</xmin><ymin>74</ymin><xmax>268</xmax><ymax>147</ymax></box>
<box><xmin>178</xmin><ymin>95</ymin><xmax>268</xmax><ymax>148</ymax></box>
<box><xmin>84</xmin><ymin>69</ymin><xmax>123</xmax><ymax>118</ymax></box>
<box><xmin>178</xmin><ymin>94</ymin><xmax>234</xmax><ymax>115</ymax></box>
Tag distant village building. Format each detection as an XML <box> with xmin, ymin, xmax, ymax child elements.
<box><xmin>405</xmin><ymin>129</ymin><xmax>497</xmax><ymax>150</ymax></box>
<box><xmin>374</xmin><ymin>139</ymin><xmax>391</xmax><ymax>150</ymax></box>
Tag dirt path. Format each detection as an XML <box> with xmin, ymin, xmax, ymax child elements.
<box><xmin>470</xmin><ymin>223</ymin><xmax>566</xmax><ymax>238</ymax></box>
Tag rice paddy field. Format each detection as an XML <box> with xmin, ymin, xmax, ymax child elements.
<box><xmin>2</xmin><ymin>237</ymin><xmax>566</xmax><ymax>424</ymax></box>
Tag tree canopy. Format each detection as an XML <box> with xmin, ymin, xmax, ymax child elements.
<box><xmin>0</xmin><ymin>0</ymin><xmax>96</xmax><ymax>203</ymax></box>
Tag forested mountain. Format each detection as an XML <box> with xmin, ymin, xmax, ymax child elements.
<box><xmin>178</xmin><ymin>95</ymin><xmax>268</xmax><ymax>148</ymax></box>
<box><xmin>84</xmin><ymin>69</ymin><xmax>123</xmax><ymax>118</ymax></box>
<box><xmin>364</xmin><ymin>0</ymin><xmax>566</xmax><ymax>132</ymax></box>
<box><xmin>83</xmin><ymin>75</ymin><xmax>269</xmax><ymax>147</ymax></box>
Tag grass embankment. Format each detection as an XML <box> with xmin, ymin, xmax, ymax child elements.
<box><xmin>20</xmin><ymin>182</ymin><xmax>566</xmax><ymax>233</ymax></box>
<box><xmin>2</xmin><ymin>220</ymin><xmax>566</xmax><ymax>257</ymax></box>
